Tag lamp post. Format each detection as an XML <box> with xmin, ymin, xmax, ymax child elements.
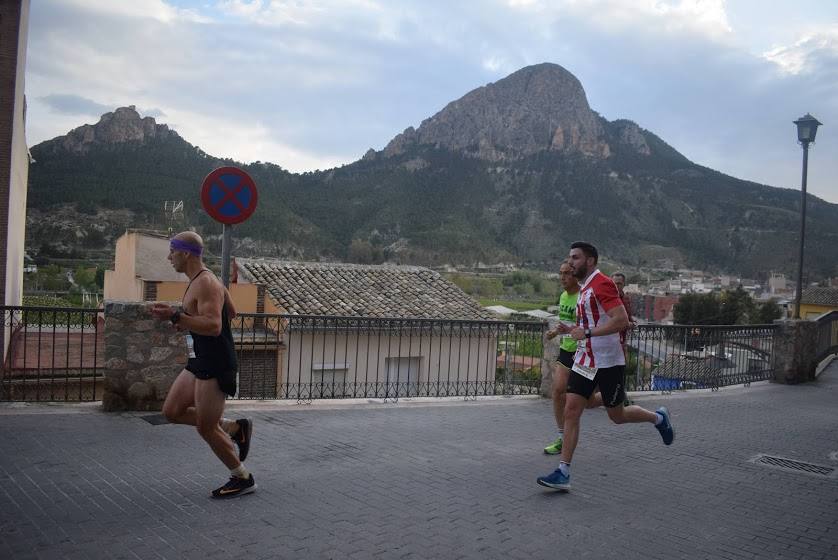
<box><xmin>792</xmin><ymin>113</ymin><xmax>822</xmax><ymax>319</ymax></box>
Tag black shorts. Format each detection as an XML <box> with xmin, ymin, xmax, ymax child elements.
<box><xmin>555</xmin><ymin>349</ymin><xmax>575</xmax><ymax>369</ymax></box>
<box><xmin>186</xmin><ymin>359</ymin><xmax>237</xmax><ymax>397</ymax></box>
<box><xmin>567</xmin><ymin>364</ymin><xmax>626</xmax><ymax>408</ymax></box>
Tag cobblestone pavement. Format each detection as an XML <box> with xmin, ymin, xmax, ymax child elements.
<box><xmin>1</xmin><ymin>364</ymin><xmax>837</xmax><ymax>560</ymax></box>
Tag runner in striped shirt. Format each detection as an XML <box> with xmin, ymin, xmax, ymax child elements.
<box><xmin>537</xmin><ymin>241</ymin><xmax>674</xmax><ymax>492</ymax></box>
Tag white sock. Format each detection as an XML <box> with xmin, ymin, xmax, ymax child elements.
<box><xmin>230</xmin><ymin>464</ymin><xmax>249</xmax><ymax>479</ymax></box>
<box><xmin>557</xmin><ymin>429</ymin><xmax>564</xmax><ymax>439</ymax></box>
<box><xmin>559</xmin><ymin>462</ymin><xmax>570</xmax><ymax>476</ymax></box>
<box><xmin>220</xmin><ymin>418</ymin><xmax>238</xmax><ymax>435</ymax></box>
<box><xmin>654</xmin><ymin>412</ymin><xmax>664</xmax><ymax>426</ymax></box>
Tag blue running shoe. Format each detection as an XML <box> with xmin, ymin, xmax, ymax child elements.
<box><xmin>655</xmin><ymin>406</ymin><xmax>674</xmax><ymax>445</ymax></box>
<box><xmin>537</xmin><ymin>469</ymin><xmax>570</xmax><ymax>491</ymax></box>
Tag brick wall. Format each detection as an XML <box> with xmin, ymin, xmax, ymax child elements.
<box><xmin>237</xmin><ymin>349</ymin><xmax>278</xmax><ymax>398</ymax></box>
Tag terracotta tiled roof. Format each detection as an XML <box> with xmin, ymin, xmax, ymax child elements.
<box><xmin>236</xmin><ymin>259</ymin><xmax>494</xmax><ymax>320</ymax></box>
<box><xmin>801</xmin><ymin>287</ymin><xmax>838</xmax><ymax>307</ymax></box>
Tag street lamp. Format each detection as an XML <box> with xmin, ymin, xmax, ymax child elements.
<box><xmin>792</xmin><ymin>113</ymin><xmax>822</xmax><ymax>319</ymax></box>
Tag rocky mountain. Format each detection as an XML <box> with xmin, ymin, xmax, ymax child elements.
<box><xmin>26</xmin><ymin>63</ymin><xmax>838</xmax><ymax>280</ymax></box>
<box><xmin>383</xmin><ymin>63</ymin><xmax>644</xmax><ymax>161</ymax></box>
<box><xmin>37</xmin><ymin>106</ymin><xmax>177</xmax><ymax>155</ymax></box>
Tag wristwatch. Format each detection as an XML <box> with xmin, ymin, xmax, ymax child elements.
<box><xmin>584</xmin><ymin>328</ymin><xmax>592</xmax><ymax>338</ymax></box>
<box><xmin>170</xmin><ymin>309</ymin><xmax>181</xmax><ymax>324</ymax></box>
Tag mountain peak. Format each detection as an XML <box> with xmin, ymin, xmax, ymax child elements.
<box><xmin>384</xmin><ymin>62</ymin><xmax>612</xmax><ymax>160</ymax></box>
<box><xmin>42</xmin><ymin>105</ymin><xmax>177</xmax><ymax>154</ymax></box>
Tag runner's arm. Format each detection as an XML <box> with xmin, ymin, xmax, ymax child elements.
<box><xmin>570</xmin><ymin>305</ymin><xmax>628</xmax><ymax>340</ymax></box>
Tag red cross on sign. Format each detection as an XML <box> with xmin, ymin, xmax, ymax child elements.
<box><xmin>200</xmin><ymin>166</ymin><xmax>259</xmax><ymax>225</ymax></box>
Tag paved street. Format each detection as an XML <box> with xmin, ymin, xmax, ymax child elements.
<box><xmin>1</xmin><ymin>363</ymin><xmax>837</xmax><ymax>560</ymax></box>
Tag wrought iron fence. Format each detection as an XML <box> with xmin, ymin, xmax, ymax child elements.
<box><xmin>624</xmin><ymin>323</ymin><xmax>776</xmax><ymax>392</ymax></box>
<box><xmin>0</xmin><ymin>305</ymin><xmax>783</xmax><ymax>402</ymax></box>
<box><xmin>814</xmin><ymin>311</ymin><xmax>838</xmax><ymax>364</ymax></box>
<box><xmin>230</xmin><ymin>314</ymin><xmax>545</xmax><ymax>401</ymax></box>
<box><xmin>1</xmin><ymin>306</ymin><xmax>103</xmax><ymax>401</ymax></box>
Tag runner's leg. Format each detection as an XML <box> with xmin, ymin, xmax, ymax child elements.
<box><xmin>193</xmin><ymin>378</ymin><xmax>240</xmax><ymax>470</ymax></box>
<box><xmin>162</xmin><ymin>370</ymin><xmax>198</xmax><ymax>425</ymax></box>
<box><xmin>560</xmin><ymin>393</ymin><xmax>587</xmax><ymax>464</ymax></box>
<box><xmin>552</xmin><ymin>363</ymin><xmax>570</xmax><ymax>429</ymax></box>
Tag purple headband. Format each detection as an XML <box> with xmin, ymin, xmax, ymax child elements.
<box><xmin>170</xmin><ymin>238</ymin><xmax>203</xmax><ymax>256</ymax></box>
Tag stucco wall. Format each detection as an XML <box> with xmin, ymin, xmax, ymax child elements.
<box><xmin>800</xmin><ymin>304</ymin><xmax>838</xmax><ymax>319</ymax></box>
<box><xmin>283</xmin><ymin>332</ymin><xmax>497</xmax><ymax>397</ymax></box>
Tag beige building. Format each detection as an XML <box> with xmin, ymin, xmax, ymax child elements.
<box><xmin>234</xmin><ymin>258</ymin><xmax>498</xmax><ymax>399</ymax></box>
<box><xmin>1</xmin><ymin>0</ymin><xmax>31</xmax><ymax>361</ymax></box>
<box><xmin>104</xmin><ymin>230</ymin><xmax>259</xmax><ymax>312</ymax></box>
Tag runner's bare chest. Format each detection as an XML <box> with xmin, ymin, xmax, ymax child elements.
<box><xmin>182</xmin><ymin>269</ymin><xmax>211</xmax><ymax>315</ymax></box>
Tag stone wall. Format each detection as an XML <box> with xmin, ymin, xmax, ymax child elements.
<box><xmin>539</xmin><ymin>331</ymin><xmax>561</xmax><ymax>397</ymax></box>
<box><xmin>103</xmin><ymin>301</ymin><xmax>186</xmax><ymax>411</ymax></box>
<box><xmin>771</xmin><ymin>319</ymin><xmax>820</xmax><ymax>384</ymax></box>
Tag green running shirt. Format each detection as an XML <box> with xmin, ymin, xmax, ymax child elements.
<box><xmin>558</xmin><ymin>290</ymin><xmax>579</xmax><ymax>353</ymax></box>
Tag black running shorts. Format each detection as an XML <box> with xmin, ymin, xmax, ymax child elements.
<box><xmin>567</xmin><ymin>364</ymin><xmax>626</xmax><ymax>408</ymax></box>
<box><xmin>555</xmin><ymin>349</ymin><xmax>574</xmax><ymax>369</ymax></box>
<box><xmin>186</xmin><ymin>359</ymin><xmax>237</xmax><ymax>397</ymax></box>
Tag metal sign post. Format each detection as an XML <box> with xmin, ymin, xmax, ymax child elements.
<box><xmin>221</xmin><ymin>224</ymin><xmax>232</xmax><ymax>287</ymax></box>
<box><xmin>200</xmin><ymin>166</ymin><xmax>259</xmax><ymax>287</ymax></box>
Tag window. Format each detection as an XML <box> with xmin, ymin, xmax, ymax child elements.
<box><xmin>312</xmin><ymin>363</ymin><xmax>351</xmax><ymax>397</ymax></box>
<box><xmin>385</xmin><ymin>357</ymin><xmax>420</xmax><ymax>382</ymax></box>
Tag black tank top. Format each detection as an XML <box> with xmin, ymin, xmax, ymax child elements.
<box><xmin>185</xmin><ymin>270</ymin><xmax>238</xmax><ymax>374</ymax></box>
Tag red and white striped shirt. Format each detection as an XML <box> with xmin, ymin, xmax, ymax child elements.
<box><xmin>574</xmin><ymin>269</ymin><xmax>626</xmax><ymax>369</ymax></box>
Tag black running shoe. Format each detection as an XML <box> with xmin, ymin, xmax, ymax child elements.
<box><xmin>211</xmin><ymin>474</ymin><xmax>256</xmax><ymax>499</ymax></box>
<box><xmin>231</xmin><ymin>418</ymin><xmax>253</xmax><ymax>462</ymax></box>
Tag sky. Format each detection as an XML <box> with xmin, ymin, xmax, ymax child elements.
<box><xmin>24</xmin><ymin>0</ymin><xmax>838</xmax><ymax>203</ymax></box>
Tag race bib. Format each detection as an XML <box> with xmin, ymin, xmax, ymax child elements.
<box><xmin>186</xmin><ymin>334</ymin><xmax>196</xmax><ymax>359</ymax></box>
<box><xmin>572</xmin><ymin>362</ymin><xmax>598</xmax><ymax>381</ymax></box>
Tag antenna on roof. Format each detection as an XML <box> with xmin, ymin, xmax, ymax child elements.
<box><xmin>163</xmin><ymin>200</ymin><xmax>185</xmax><ymax>236</ymax></box>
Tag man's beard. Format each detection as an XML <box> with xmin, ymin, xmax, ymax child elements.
<box><xmin>574</xmin><ymin>263</ymin><xmax>588</xmax><ymax>280</ymax></box>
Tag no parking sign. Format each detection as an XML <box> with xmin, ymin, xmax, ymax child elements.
<box><xmin>200</xmin><ymin>166</ymin><xmax>258</xmax><ymax>286</ymax></box>
<box><xmin>201</xmin><ymin>166</ymin><xmax>258</xmax><ymax>225</ymax></box>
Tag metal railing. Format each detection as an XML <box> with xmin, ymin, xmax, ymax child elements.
<box><xmin>1</xmin><ymin>306</ymin><xmax>103</xmax><ymax>401</ymax></box>
<box><xmin>0</xmin><ymin>305</ymin><xmax>783</xmax><ymax>402</ymax></box>
<box><xmin>231</xmin><ymin>314</ymin><xmax>544</xmax><ymax>401</ymax></box>
<box><xmin>624</xmin><ymin>323</ymin><xmax>776</xmax><ymax>392</ymax></box>
<box><xmin>814</xmin><ymin>311</ymin><xmax>838</xmax><ymax>364</ymax></box>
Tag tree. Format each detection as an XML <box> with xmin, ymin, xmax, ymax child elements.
<box><xmin>755</xmin><ymin>299</ymin><xmax>782</xmax><ymax>323</ymax></box>
<box><xmin>348</xmin><ymin>239</ymin><xmax>373</xmax><ymax>264</ymax></box>
<box><xmin>95</xmin><ymin>267</ymin><xmax>106</xmax><ymax>289</ymax></box>
<box><xmin>673</xmin><ymin>293</ymin><xmax>721</xmax><ymax>325</ymax></box>
<box><xmin>73</xmin><ymin>266</ymin><xmax>97</xmax><ymax>290</ymax></box>
<box><xmin>719</xmin><ymin>286</ymin><xmax>754</xmax><ymax>325</ymax></box>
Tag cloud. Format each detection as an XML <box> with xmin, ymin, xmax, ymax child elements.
<box><xmin>139</xmin><ymin>107</ymin><xmax>167</xmax><ymax>118</ymax></box>
<box><xmin>763</xmin><ymin>27</ymin><xmax>838</xmax><ymax>75</ymax></box>
<box><xmin>162</xmin><ymin>107</ymin><xmax>351</xmax><ymax>172</ymax></box>
<box><xmin>58</xmin><ymin>0</ymin><xmax>212</xmax><ymax>23</ymax></box>
<box><xmin>505</xmin><ymin>0</ymin><xmax>733</xmax><ymax>41</ymax></box>
<box><xmin>38</xmin><ymin>94</ymin><xmax>112</xmax><ymax>116</ymax></box>
<box><xmin>24</xmin><ymin>0</ymin><xmax>838</xmax><ymax>204</ymax></box>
